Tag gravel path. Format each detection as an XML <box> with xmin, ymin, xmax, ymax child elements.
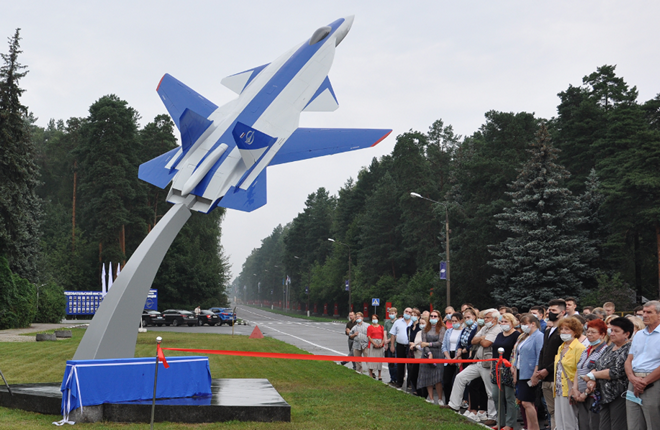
<box><xmin>0</xmin><ymin>323</ymin><xmax>87</xmax><ymax>342</ymax></box>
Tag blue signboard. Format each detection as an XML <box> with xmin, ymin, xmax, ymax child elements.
<box><xmin>65</xmin><ymin>289</ymin><xmax>158</xmax><ymax>315</ymax></box>
<box><xmin>371</xmin><ymin>298</ymin><xmax>380</xmax><ymax>306</ymax></box>
<box><xmin>144</xmin><ymin>289</ymin><xmax>158</xmax><ymax>310</ymax></box>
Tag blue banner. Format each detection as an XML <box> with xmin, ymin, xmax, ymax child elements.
<box><xmin>65</xmin><ymin>289</ymin><xmax>158</xmax><ymax>315</ymax></box>
<box><xmin>440</xmin><ymin>261</ymin><xmax>447</xmax><ymax>280</ymax></box>
<box><xmin>345</xmin><ymin>280</ymin><xmax>350</xmax><ymax>291</ymax></box>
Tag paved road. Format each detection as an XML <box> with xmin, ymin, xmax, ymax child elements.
<box><xmin>147</xmin><ymin>305</ymin><xmax>392</xmax><ymax>383</ymax></box>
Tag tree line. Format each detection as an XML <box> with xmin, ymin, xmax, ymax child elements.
<box><xmin>0</xmin><ymin>30</ymin><xmax>230</xmax><ymax>328</ymax></box>
<box><xmin>237</xmin><ymin>65</ymin><xmax>660</xmax><ymax>316</ymax></box>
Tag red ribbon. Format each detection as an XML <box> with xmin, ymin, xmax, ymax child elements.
<box><xmin>161</xmin><ymin>347</ymin><xmax>512</xmax><ymax>367</ymax></box>
<box><xmin>157</xmin><ymin>344</ymin><xmax>170</xmax><ymax>369</ymax></box>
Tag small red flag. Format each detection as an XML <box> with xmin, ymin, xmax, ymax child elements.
<box><xmin>157</xmin><ymin>344</ymin><xmax>170</xmax><ymax>369</ymax></box>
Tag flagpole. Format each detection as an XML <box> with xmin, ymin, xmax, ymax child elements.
<box><xmin>150</xmin><ymin>336</ymin><xmax>162</xmax><ymax>430</ymax></box>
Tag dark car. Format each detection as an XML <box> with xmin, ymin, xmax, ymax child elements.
<box><xmin>209</xmin><ymin>307</ymin><xmax>237</xmax><ymax>326</ymax></box>
<box><xmin>197</xmin><ymin>309</ymin><xmax>221</xmax><ymax>326</ymax></box>
<box><xmin>161</xmin><ymin>309</ymin><xmax>198</xmax><ymax>327</ymax></box>
<box><xmin>142</xmin><ymin>310</ymin><xmax>165</xmax><ymax>327</ymax></box>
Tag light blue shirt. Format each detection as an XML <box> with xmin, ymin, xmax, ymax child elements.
<box><xmin>389</xmin><ymin>318</ymin><xmax>411</xmax><ymax>345</ymax></box>
<box><xmin>629</xmin><ymin>323</ymin><xmax>660</xmax><ymax>373</ymax></box>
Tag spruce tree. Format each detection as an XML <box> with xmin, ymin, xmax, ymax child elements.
<box><xmin>0</xmin><ymin>29</ymin><xmax>42</xmax><ymax>281</ymax></box>
<box><xmin>488</xmin><ymin>124</ymin><xmax>598</xmax><ymax>308</ymax></box>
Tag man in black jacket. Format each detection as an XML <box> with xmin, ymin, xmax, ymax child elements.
<box><xmin>532</xmin><ymin>299</ymin><xmax>566</xmax><ymax>430</ymax></box>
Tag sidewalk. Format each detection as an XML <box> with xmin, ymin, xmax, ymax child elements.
<box><xmin>0</xmin><ymin>323</ymin><xmax>87</xmax><ymax>342</ymax></box>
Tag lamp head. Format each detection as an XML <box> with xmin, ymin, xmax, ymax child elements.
<box><xmin>410</xmin><ymin>192</ymin><xmax>422</xmax><ymax>198</ymax></box>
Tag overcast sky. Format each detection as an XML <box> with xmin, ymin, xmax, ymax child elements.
<box><xmin>4</xmin><ymin>1</ymin><xmax>659</xmax><ymax>280</ymax></box>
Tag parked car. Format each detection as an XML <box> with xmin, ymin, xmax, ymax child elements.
<box><xmin>161</xmin><ymin>309</ymin><xmax>197</xmax><ymax>327</ymax></box>
<box><xmin>142</xmin><ymin>310</ymin><xmax>165</xmax><ymax>327</ymax></box>
<box><xmin>197</xmin><ymin>309</ymin><xmax>221</xmax><ymax>326</ymax></box>
<box><xmin>209</xmin><ymin>307</ymin><xmax>237</xmax><ymax>326</ymax></box>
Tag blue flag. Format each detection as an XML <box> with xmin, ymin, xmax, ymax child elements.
<box><xmin>440</xmin><ymin>261</ymin><xmax>447</xmax><ymax>280</ymax></box>
<box><xmin>345</xmin><ymin>280</ymin><xmax>350</xmax><ymax>291</ymax></box>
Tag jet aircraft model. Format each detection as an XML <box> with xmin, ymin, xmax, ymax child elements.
<box><xmin>139</xmin><ymin>16</ymin><xmax>391</xmax><ymax>213</ymax></box>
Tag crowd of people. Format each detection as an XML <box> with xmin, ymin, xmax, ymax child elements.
<box><xmin>342</xmin><ymin>298</ymin><xmax>660</xmax><ymax>430</ymax></box>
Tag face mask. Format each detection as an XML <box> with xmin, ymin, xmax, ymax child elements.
<box><xmin>548</xmin><ymin>311</ymin><xmax>560</xmax><ymax>322</ymax></box>
<box><xmin>589</xmin><ymin>338</ymin><xmax>602</xmax><ymax>346</ymax></box>
<box><xmin>560</xmin><ymin>333</ymin><xmax>573</xmax><ymax>342</ymax></box>
<box><xmin>411</xmin><ymin>316</ymin><xmax>418</xmax><ymax>322</ymax></box>
<box><xmin>419</xmin><ymin>324</ymin><xmax>426</xmax><ymax>330</ymax></box>
<box><xmin>356</xmin><ymin>318</ymin><xmax>362</xmax><ymax>323</ymax></box>
<box><xmin>607</xmin><ymin>328</ymin><xmax>612</xmax><ymax>335</ymax></box>
<box><xmin>403</xmin><ymin>314</ymin><xmax>411</xmax><ymax>321</ymax></box>
<box><xmin>521</xmin><ymin>325</ymin><xmax>531</xmax><ymax>334</ymax></box>
<box><xmin>515</xmin><ymin>325</ymin><xmax>520</xmax><ymax>329</ymax></box>
<box><xmin>430</xmin><ymin>318</ymin><xmax>438</xmax><ymax>325</ymax></box>
<box><xmin>501</xmin><ymin>324</ymin><xmax>511</xmax><ymax>332</ymax></box>
<box><xmin>498</xmin><ymin>315</ymin><xmax>503</xmax><ymax>322</ymax></box>
<box><xmin>583</xmin><ymin>324</ymin><xmax>588</xmax><ymax>332</ymax></box>
<box><xmin>372</xmin><ymin>320</ymin><xmax>378</xmax><ymax>325</ymax></box>
<box><xmin>477</xmin><ymin>318</ymin><xmax>485</xmax><ymax>326</ymax></box>
<box><xmin>544</xmin><ymin>318</ymin><xmax>549</xmax><ymax>323</ymax></box>
<box><xmin>445</xmin><ymin>313</ymin><xmax>452</xmax><ymax>320</ymax></box>
<box><xmin>485</xmin><ymin>321</ymin><xmax>493</xmax><ymax>328</ymax></box>
<box><xmin>452</xmin><ymin>323</ymin><xmax>461</xmax><ymax>330</ymax></box>
<box><xmin>465</xmin><ymin>319</ymin><xmax>474</xmax><ymax>326</ymax></box>
<box><xmin>389</xmin><ymin>314</ymin><xmax>395</xmax><ymax>319</ymax></box>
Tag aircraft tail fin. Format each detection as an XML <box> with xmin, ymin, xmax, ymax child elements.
<box><xmin>156</xmin><ymin>74</ymin><xmax>218</xmax><ymax>130</ymax></box>
<box><xmin>232</xmin><ymin>122</ymin><xmax>277</xmax><ymax>169</ymax></box>
<box><xmin>179</xmin><ymin>108</ymin><xmax>214</xmax><ymax>152</ymax></box>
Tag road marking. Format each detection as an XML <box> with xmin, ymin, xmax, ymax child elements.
<box><xmin>262</xmin><ymin>325</ymin><xmax>345</xmax><ymax>355</ymax></box>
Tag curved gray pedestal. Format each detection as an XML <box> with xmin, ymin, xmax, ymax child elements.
<box><xmin>74</xmin><ymin>201</ymin><xmax>192</xmax><ymax>360</ymax></box>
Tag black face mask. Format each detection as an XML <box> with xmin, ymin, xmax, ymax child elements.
<box><xmin>548</xmin><ymin>311</ymin><xmax>560</xmax><ymax>322</ymax></box>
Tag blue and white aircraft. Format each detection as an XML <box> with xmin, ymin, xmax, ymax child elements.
<box><xmin>139</xmin><ymin>16</ymin><xmax>391</xmax><ymax>213</ymax></box>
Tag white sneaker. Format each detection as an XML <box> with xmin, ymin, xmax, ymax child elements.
<box><xmin>467</xmin><ymin>412</ymin><xmax>480</xmax><ymax>421</ymax></box>
<box><xmin>425</xmin><ymin>397</ymin><xmax>434</xmax><ymax>404</ymax></box>
<box><xmin>476</xmin><ymin>411</ymin><xmax>487</xmax><ymax>421</ymax></box>
<box><xmin>438</xmin><ymin>399</ymin><xmax>445</xmax><ymax>406</ymax></box>
<box><xmin>462</xmin><ymin>409</ymin><xmax>472</xmax><ymax>417</ymax></box>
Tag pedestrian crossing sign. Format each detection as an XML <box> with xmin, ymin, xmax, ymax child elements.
<box><xmin>371</xmin><ymin>298</ymin><xmax>380</xmax><ymax>306</ymax></box>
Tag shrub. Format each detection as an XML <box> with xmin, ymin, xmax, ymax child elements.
<box><xmin>34</xmin><ymin>281</ymin><xmax>66</xmax><ymax>323</ymax></box>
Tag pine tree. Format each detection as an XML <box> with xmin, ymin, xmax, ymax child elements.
<box><xmin>0</xmin><ymin>29</ymin><xmax>42</xmax><ymax>281</ymax></box>
<box><xmin>488</xmin><ymin>124</ymin><xmax>598</xmax><ymax>308</ymax></box>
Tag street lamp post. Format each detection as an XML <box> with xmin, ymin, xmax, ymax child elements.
<box><xmin>410</xmin><ymin>192</ymin><xmax>451</xmax><ymax>307</ymax></box>
<box><xmin>328</xmin><ymin>238</ymin><xmax>352</xmax><ymax>312</ymax></box>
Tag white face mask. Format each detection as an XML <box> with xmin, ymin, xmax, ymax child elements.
<box><xmin>521</xmin><ymin>325</ymin><xmax>531</xmax><ymax>334</ymax></box>
<box><xmin>501</xmin><ymin>324</ymin><xmax>511</xmax><ymax>332</ymax></box>
<box><xmin>372</xmin><ymin>320</ymin><xmax>378</xmax><ymax>325</ymax></box>
<box><xmin>389</xmin><ymin>314</ymin><xmax>395</xmax><ymax>319</ymax></box>
<box><xmin>560</xmin><ymin>333</ymin><xmax>573</xmax><ymax>342</ymax></box>
<box><xmin>419</xmin><ymin>324</ymin><xmax>426</xmax><ymax>330</ymax></box>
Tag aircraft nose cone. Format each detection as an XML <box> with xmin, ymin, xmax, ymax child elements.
<box><xmin>335</xmin><ymin>15</ymin><xmax>355</xmax><ymax>46</ymax></box>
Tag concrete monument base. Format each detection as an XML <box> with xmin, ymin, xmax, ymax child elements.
<box><xmin>0</xmin><ymin>379</ymin><xmax>290</xmax><ymax>423</ymax></box>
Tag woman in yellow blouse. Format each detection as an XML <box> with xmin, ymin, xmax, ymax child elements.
<box><xmin>553</xmin><ymin>317</ymin><xmax>586</xmax><ymax>430</ymax></box>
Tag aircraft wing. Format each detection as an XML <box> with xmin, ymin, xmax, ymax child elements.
<box><xmin>269</xmin><ymin>128</ymin><xmax>392</xmax><ymax>166</ymax></box>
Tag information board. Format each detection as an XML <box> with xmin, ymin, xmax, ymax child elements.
<box><xmin>64</xmin><ymin>290</ymin><xmax>158</xmax><ymax>315</ymax></box>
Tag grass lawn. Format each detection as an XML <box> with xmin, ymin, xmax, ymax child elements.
<box><xmin>0</xmin><ymin>329</ymin><xmax>481</xmax><ymax>429</ymax></box>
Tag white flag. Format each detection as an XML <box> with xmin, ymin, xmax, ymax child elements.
<box><xmin>108</xmin><ymin>261</ymin><xmax>113</xmax><ymax>290</ymax></box>
<box><xmin>116</xmin><ymin>262</ymin><xmax>121</xmax><ymax>280</ymax></box>
<box><xmin>101</xmin><ymin>263</ymin><xmax>107</xmax><ymax>295</ymax></box>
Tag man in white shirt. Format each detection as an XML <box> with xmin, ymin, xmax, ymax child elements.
<box><xmin>448</xmin><ymin>309</ymin><xmax>502</xmax><ymax>424</ymax></box>
<box><xmin>565</xmin><ymin>297</ymin><xmax>580</xmax><ymax>316</ymax></box>
<box><xmin>389</xmin><ymin>307</ymin><xmax>412</xmax><ymax>389</ymax></box>
<box><xmin>625</xmin><ymin>301</ymin><xmax>660</xmax><ymax>430</ymax></box>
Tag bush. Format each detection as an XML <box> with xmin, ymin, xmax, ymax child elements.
<box><xmin>0</xmin><ymin>256</ymin><xmax>37</xmax><ymax>329</ymax></box>
<box><xmin>34</xmin><ymin>281</ymin><xmax>66</xmax><ymax>323</ymax></box>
